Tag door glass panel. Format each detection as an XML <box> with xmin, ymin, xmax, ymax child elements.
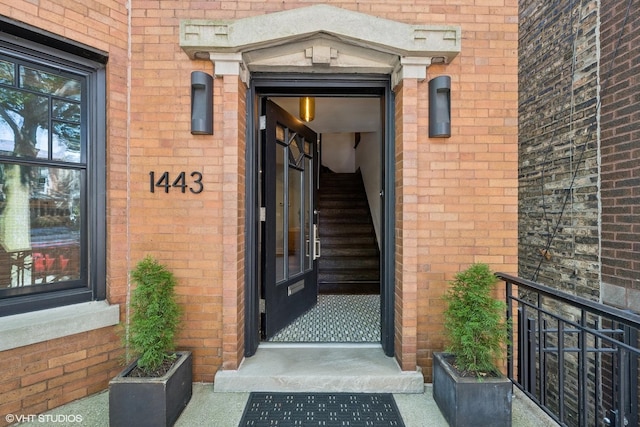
<box><xmin>304</xmin><ymin>157</ymin><xmax>311</xmax><ymax>271</ymax></box>
<box><xmin>288</xmin><ymin>134</ymin><xmax>304</xmax><ymax>167</ymax></box>
<box><xmin>275</xmin><ymin>143</ymin><xmax>285</xmax><ymax>282</ymax></box>
<box><xmin>288</xmin><ymin>166</ymin><xmax>302</xmax><ymax>275</ymax></box>
<box><xmin>276</xmin><ymin>125</ymin><xmax>285</xmax><ymax>143</ymax></box>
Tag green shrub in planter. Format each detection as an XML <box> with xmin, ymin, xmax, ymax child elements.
<box><xmin>443</xmin><ymin>262</ymin><xmax>509</xmax><ymax>377</ymax></box>
<box><xmin>110</xmin><ymin>256</ymin><xmax>191</xmax><ymax>427</ymax></box>
<box><xmin>434</xmin><ymin>263</ymin><xmax>513</xmax><ymax>427</ymax></box>
<box><xmin>127</xmin><ymin>255</ymin><xmax>182</xmax><ymax>375</ymax></box>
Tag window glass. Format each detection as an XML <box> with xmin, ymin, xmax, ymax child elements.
<box><xmin>0</xmin><ymin>60</ymin><xmax>14</xmax><ymax>85</ymax></box>
<box><xmin>0</xmin><ymin>59</ymin><xmax>85</xmax><ymax>292</ymax></box>
<box><xmin>0</xmin><ymin>87</ymin><xmax>49</xmax><ymax>160</ymax></box>
<box><xmin>0</xmin><ymin>36</ymin><xmax>100</xmax><ymax>314</ymax></box>
<box><xmin>19</xmin><ymin>66</ymin><xmax>81</xmax><ymax>101</ymax></box>
<box><xmin>0</xmin><ymin>165</ymin><xmax>81</xmax><ymax>288</ymax></box>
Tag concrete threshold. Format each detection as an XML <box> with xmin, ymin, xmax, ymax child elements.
<box><xmin>214</xmin><ymin>343</ymin><xmax>424</xmax><ymax>393</ymax></box>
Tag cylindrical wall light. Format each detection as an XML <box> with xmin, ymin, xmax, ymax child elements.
<box><xmin>299</xmin><ymin>96</ymin><xmax>315</xmax><ymax>122</ymax></box>
<box><xmin>191</xmin><ymin>71</ymin><xmax>213</xmax><ymax>135</ymax></box>
<box><xmin>428</xmin><ymin>75</ymin><xmax>451</xmax><ymax>138</ymax></box>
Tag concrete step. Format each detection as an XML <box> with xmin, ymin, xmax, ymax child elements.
<box><xmin>213</xmin><ymin>345</ymin><xmax>424</xmax><ymax>393</ymax></box>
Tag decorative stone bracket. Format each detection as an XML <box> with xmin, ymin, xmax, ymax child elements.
<box><xmin>180</xmin><ymin>4</ymin><xmax>460</xmax><ymax>87</ymax></box>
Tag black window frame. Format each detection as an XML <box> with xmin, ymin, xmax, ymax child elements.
<box><xmin>0</xmin><ymin>17</ymin><xmax>107</xmax><ymax>316</ymax></box>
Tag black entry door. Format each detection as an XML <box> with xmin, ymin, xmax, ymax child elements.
<box><xmin>262</xmin><ymin>100</ymin><xmax>319</xmax><ymax>339</ymax></box>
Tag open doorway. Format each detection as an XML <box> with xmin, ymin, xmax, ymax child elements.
<box><xmin>245</xmin><ymin>76</ymin><xmax>396</xmax><ymax>357</ymax></box>
<box><xmin>264</xmin><ymin>96</ymin><xmax>382</xmax><ymax>343</ymax></box>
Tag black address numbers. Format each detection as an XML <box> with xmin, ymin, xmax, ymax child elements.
<box><xmin>149</xmin><ymin>171</ymin><xmax>203</xmax><ymax>194</ymax></box>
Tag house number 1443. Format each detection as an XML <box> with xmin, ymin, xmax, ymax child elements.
<box><xmin>149</xmin><ymin>171</ymin><xmax>203</xmax><ymax>194</ymax></box>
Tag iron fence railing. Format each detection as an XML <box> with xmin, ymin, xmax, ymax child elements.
<box><xmin>497</xmin><ymin>273</ymin><xmax>640</xmax><ymax>427</ymax></box>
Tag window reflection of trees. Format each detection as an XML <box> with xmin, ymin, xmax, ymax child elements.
<box><xmin>0</xmin><ymin>58</ymin><xmax>82</xmax><ymax>288</ymax></box>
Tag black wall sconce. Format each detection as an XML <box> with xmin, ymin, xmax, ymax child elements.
<box><xmin>191</xmin><ymin>71</ymin><xmax>213</xmax><ymax>135</ymax></box>
<box><xmin>428</xmin><ymin>75</ymin><xmax>451</xmax><ymax>138</ymax></box>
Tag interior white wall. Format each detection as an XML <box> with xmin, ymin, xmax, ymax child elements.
<box><xmin>321</xmin><ymin>133</ymin><xmax>356</xmax><ymax>173</ymax></box>
<box><xmin>355</xmin><ymin>131</ymin><xmax>382</xmax><ymax>249</ymax></box>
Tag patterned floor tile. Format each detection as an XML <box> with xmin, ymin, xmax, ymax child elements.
<box><xmin>269</xmin><ymin>294</ymin><xmax>380</xmax><ymax>343</ymax></box>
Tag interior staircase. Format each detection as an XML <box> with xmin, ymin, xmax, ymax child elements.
<box><xmin>318</xmin><ymin>170</ymin><xmax>380</xmax><ymax>294</ymax></box>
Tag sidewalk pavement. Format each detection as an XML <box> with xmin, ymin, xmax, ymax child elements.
<box><xmin>12</xmin><ymin>383</ymin><xmax>557</xmax><ymax>427</ymax></box>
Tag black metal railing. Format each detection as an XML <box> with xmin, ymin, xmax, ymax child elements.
<box><xmin>497</xmin><ymin>273</ymin><xmax>640</xmax><ymax>427</ymax></box>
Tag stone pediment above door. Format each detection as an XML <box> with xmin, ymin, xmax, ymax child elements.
<box><xmin>180</xmin><ymin>5</ymin><xmax>461</xmax><ymax>85</ymax></box>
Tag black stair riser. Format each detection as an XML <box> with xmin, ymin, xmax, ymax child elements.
<box><xmin>321</xmin><ymin>207</ymin><xmax>370</xmax><ymax>215</ymax></box>
<box><xmin>320</xmin><ymin>218</ymin><xmax>372</xmax><ymax>226</ymax></box>
<box><xmin>319</xmin><ymin>271</ymin><xmax>381</xmax><ymax>281</ymax></box>
<box><xmin>319</xmin><ymin>192</ymin><xmax>367</xmax><ymax>199</ymax></box>
<box><xmin>321</xmin><ymin>239</ymin><xmax>376</xmax><ymax>246</ymax></box>
<box><xmin>321</xmin><ymin>247</ymin><xmax>379</xmax><ymax>257</ymax></box>
<box><xmin>320</xmin><ymin>225</ymin><xmax>373</xmax><ymax>235</ymax></box>
<box><xmin>319</xmin><ymin>259</ymin><xmax>380</xmax><ymax>269</ymax></box>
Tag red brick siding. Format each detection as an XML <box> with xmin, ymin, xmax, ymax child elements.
<box><xmin>0</xmin><ymin>328</ymin><xmax>122</xmax><ymax>427</ymax></box>
<box><xmin>600</xmin><ymin>0</ymin><xmax>640</xmax><ymax>293</ymax></box>
<box><xmin>0</xmin><ymin>0</ymin><xmax>128</xmax><ymax>424</ymax></box>
<box><xmin>0</xmin><ymin>0</ymin><xmax>518</xmax><ymax>417</ymax></box>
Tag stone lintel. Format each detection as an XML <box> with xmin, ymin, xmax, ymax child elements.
<box><xmin>180</xmin><ymin>5</ymin><xmax>460</xmax><ymax>84</ymax></box>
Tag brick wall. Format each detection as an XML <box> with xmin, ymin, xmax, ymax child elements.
<box><xmin>0</xmin><ymin>0</ymin><xmax>128</xmax><ymax>424</ymax></box>
<box><xmin>0</xmin><ymin>0</ymin><xmax>518</xmax><ymax>418</ymax></box>
<box><xmin>600</xmin><ymin>0</ymin><xmax>640</xmax><ymax>307</ymax></box>
<box><xmin>0</xmin><ymin>328</ymin><xmax>122</xmax><ymax>427</ymax></box>
<box><xmin>125</xmin><ymin>0</ymin><xmax>518</xmax><ymax>381</ymax></box>
<box><xmin>518</xmin><ymin>0</ymin><xmax>600</xmax><ymax>297</ymax></box>
<box><xmin>414</xmin><ymin>4</ymin><xmax>519</xmax><ymax>378</ymax></box>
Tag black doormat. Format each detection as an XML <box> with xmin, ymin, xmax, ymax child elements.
<box><xmin>238</xmin><ymin>392</ymin><xmax>405</xmax><ymax>426</ymax></box>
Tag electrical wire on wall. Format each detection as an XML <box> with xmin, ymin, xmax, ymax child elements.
<box><xmin>531</xmin><ymin>0</ymin><xmax>635</xmax><ymax>282</ymax></box>
<box><xmin>531</xmin><ymin>0</ymin><xmax>583</xmax><ymax>281</ymax></box>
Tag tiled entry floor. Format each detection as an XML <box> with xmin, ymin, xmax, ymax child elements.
<box><xmin>216</xmin><ymin>295</ymin><xmax>420</xmax><ymax>394</ymax></box>
<box><xmin>268</xmin><ymin>294</ymin><xmax>380</xmax><ymax>343</ymax></box>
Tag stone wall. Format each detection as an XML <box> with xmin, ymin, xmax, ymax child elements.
<box><xmin>520</xmin><ymin>1</ymin><xmax>640</xmax><ymax>424</ymax></box>
<box><xmin>518</xmin><ymin>0</ymin><xmax>600</xmax><ymax>298</ymax></box>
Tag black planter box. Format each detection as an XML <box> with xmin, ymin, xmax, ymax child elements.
<box><xmin>432</xmin><ymin>352</ymin><xmax>512</xmax><ymax>427</ymax></box>
<box><xmin>109</xmin><ymin>351</ymin><xmax>192</xmax><ymax>427</ymax></box>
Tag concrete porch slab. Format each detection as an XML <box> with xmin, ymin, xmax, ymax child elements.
<box><xmin>213</xmin><ymin>344</ymin><xmax>424</xmax><ymax>393</ymax></box>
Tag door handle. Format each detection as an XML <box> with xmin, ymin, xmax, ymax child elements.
<box><xmin>314</xmin><ymin>237</ymin><xmax>321</xmax><ymax>260</ymax></box>
<box><xmin>312</xmin><ymin>224</ymin><xmax>321</xmax><ymax>260</ymax></box>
